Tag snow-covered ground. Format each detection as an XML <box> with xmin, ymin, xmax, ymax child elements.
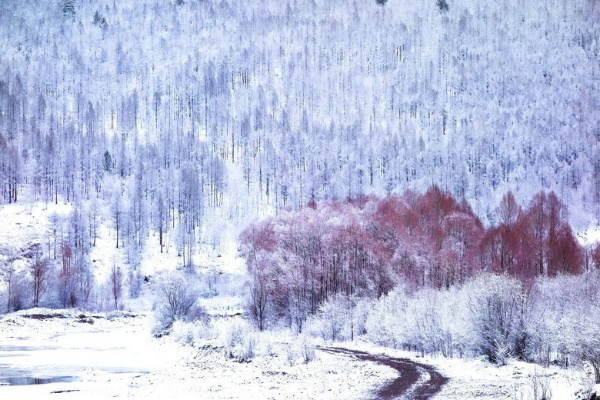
<box><xmin>1</xmin><ymin>198</ymin><xmax>598</xmax><ymax>400</ymax></box>
<box><xmin>0</xmin><ymin>309</ymin><xmax>396</xmax><ymax>400</ymax></box>
<box><xmin>2</xmin><ymin>308</ymin><xmax>597</xmax><ymax>399</ymax></box>
<box><xmin>340</xmin><ymin>342</ymin><xmax>596</xmax><ymax>400</ymax></box>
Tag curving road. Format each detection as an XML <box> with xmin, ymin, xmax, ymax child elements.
<box><xmin>321</xmin><ymin>347</ymin><xmax>448</xmax><ymax>400</ymax></box>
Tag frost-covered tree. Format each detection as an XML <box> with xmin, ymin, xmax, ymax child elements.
<box><xmin>465</xmin><ymin>274</ymin><xmax>527</xmax><ymax>365</ymax></box>
<box><xmin>436</xmin><ymin>0</ymin><xmax>449</xmax><ymax>13</ymax></box>
<box><xmin>30</xmin><ymin>248</ymin><xmax>49</xmax><ymax>308</ymax></box>
<box><xmin>155</xmin><ymin>273</ymin><xmax>199</xmax><ymax>330</ymax></box>
<box><xmin>62</xmin><ymin>0</ymin><xmax>75</xmax><ymax>18</ymax></box>
<box><xmin>110</xmin><ymin>263</ymin><xmax>123</xmax><ymax>310</ymax></box>
<box><xmin>1</xmin><ymin>249</ymin><xmax>22</xmax><ymax>312</ymax></box>
<box><xmin>526</xmin><ymin>273</ymin><xmax>600</xmax><ymax>382</ymax></box>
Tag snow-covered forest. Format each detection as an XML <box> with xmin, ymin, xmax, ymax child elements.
<box><xmin>1</xmin><ymin>0</ymin><xmax>600</xmax><ymax>397</ymax></box>
<box><xmin>1</xmin><ymin>0</ymin><xmax>600</xmax><ymax>235</ymax></box>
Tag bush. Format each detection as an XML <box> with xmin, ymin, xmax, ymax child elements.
<box><xmin>298</xmin><ymin>334</ymin><xmax>316</xmax><ymax>363</ymax></box>
<box><xmin>530</xmin><ymin>370</ymin><xmax>553</xmax><ymax>400</ymax></box>
<box><xmin>365</xmin><ymin>287</ymin><xmax>408</xmax><ymax>349</ymax></box>
<box><xmin>172</xmin><ymin>319</ymin><xmax>214</xmax><ymax>346</ymax></box>
<box><xmin>220</xmin><ymin>319</ymin><xmax>257</xmax><ymax>362</ymax></box>
<box><xmin>526</xmin><ymin>273</ymin><xmax>600</xmax><ymax>381</ymax></box>
<box><xmin>315</xmin><ymin>294</ymin><xmax>352</xmax><ymax>341</ymax></box>
<box><xmin>465</xmin><ymin>274</ymin><xmax>527</xmax><ymax>364</ymax></box>
<box><xmin>281</xmin><ymin>333</ymin><xmax>317</xmax><ymax>365</ymax></box>
<box><xmin>154</xmin><ymin>273</ymin><xmax>204</xmax><ymax>332</ymax></box>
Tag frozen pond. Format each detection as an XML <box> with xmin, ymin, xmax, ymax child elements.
<box><xmin>0</xmin><ymin>331</ymin><xmax>156</xmax><ymax>386</ymax></box>
<box><xmin>0</xmin><ymin>312</ymin><xmax>182</xmax><ymax>398</ymax></box>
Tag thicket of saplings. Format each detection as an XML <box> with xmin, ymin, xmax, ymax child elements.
<box><xmin>241</xmin><ymin>187</ymin><xmax>600</xmax><ymax>382</ymax></box>
<box><xmin>153</xmin><ymin>272</ymin><xmax>317</xmax><ymax>365</ymax></box>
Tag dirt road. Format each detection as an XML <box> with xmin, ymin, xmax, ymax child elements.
<box><xmin>321</xmin><ymin>347</ymin><xmax>448</xmax><ymax>400</ymax></box>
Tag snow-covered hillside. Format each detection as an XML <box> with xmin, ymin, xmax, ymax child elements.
<box><xmin>2</xmin><ymin>0</ymin><xmax>600</xmax><ymax>398</ymax></box>
<box><xmin>0</xmin><ymin>0</ymin><xmax>599</xmax><ymax>242</ymax></box>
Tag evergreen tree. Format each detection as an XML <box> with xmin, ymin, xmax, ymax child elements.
<box><xmin>63</xmin><ymin>0</ymin><xmax>75</xmax><ymax>18</ymax></box>
<box><xmin>436</xmin><ymin>0</ymin><xmax>449</xmax><ymax>13</ymax></box>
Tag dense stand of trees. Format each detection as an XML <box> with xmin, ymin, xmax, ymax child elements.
<box><xmin>0</xmin><ymin>210</ymin><xmax>107</xmax><ymax>312</ymax></box>
<box><xmin>242</xmin><ymin>187</ymin><xmax>600</xmax><ymax>380</ymax></box>
<box><xmin>0</xmin><ymin>0</ymin><xmax>599</xmax><ymax>255</ymax></box>
<box><xmin>361</xmin><ymin>272</ymin><xmax>600</xmax><ymax>380</ymax></box>
<box><xmin>241</xmin><ymin>187</ymin><xmax>583</xmax><ymax>331</ymax></box>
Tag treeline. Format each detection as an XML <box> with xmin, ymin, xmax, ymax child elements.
<box><xmin>241</xmin><ymin>187</ymin><xmax>591</xmax><ymax>331</ymax></box>
<box><xmin>309</xmin><ymin>272</ymin><xmax>600</xmax><ymax>381</ymax></box>
<box><xmin>0</xmin><ymin>236</ymin><xmax>124</xmax><ymax>313</ymax></box>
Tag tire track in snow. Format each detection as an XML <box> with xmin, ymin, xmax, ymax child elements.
<box><xmin>320</xmin><ymin>347</ymin><xmax>448</xmax><ymax>399</ymax></box>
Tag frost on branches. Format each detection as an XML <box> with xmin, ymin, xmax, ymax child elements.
<box><xmin>241</xmin><ymin>187</ymin><xmax>598</xmax><ymax>378</ymax></box>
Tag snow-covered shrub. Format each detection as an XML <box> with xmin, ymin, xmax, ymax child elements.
<box><xmin>364</xmin><ymin>284</ymin><xmax>467</xmax><ymax>357</ymax></box>
<box><xmin>364</xmin><ymin>273</ymin><xmax>525</xmax><ymax>361</ymax></box>
<box><xmin>403</xmin><ymin>288</ymin><xmax>456</xmax><ymax>357</ymax></box>
<box><xmin>351</xmin><ymin>297</ymin><xmax>372</xmax><ymax>339</ymax></box>
<box><xmin>241</xmin><ymin>334</ymin><xmax>257</xmax><ymax>362</ymax></box>
<box><xmin>2</xmin><ymin>270</ymin><xmax>29</xmax><ymax>313</ymax></box>
<box><xmin>530</xmin><ymin>370</ymin><xmax>553</xmax><ymax>400</ymax></box>
<box><xmin>313</xmin><ymin>293</ymin><xmax>352</xmax><ymax>342</ymax></box>
<box><xmin>526</xmin><ymin>273</ymin><xmax>600</xmax><ymax>382</ymax></box>
<box><xmin>220</xmin><ymin>318</ymin><xmax>257</xmax><ymax>362</ymax></box>
<box><xmin>171</xmin><ymin>319</ymin><xmax>214</xmax><ymax>346</ymax></box>
<box><xmin>284</xmin><ymin>334</ymin><xmax>317</xmax><ymax>365</ymax></box>
<box><xmin>574</xmin><ymin>378</ymin><xmax>597</xmax><ymax>400</ymax></box>
<box><xmin>298</xmin><ymin>334</ymin><xmax>317</xmax><ymax>363</ymax></box>
<box><xmin>172</xmin><ymin>320</ymin><xmax>196</xmax><ymax>345</ymax></box>
<box><xmin>285</xmin><ymin>344</ymin><xmax>299</xmax><ymax>366</ymax></box>
<box><xmin>365</xmin><ymin>287</ymin><xmax>408</xmax><ymax>349</ymax></box>
<box><xmin>464</xmin><ymin>274</ymin><xmax>527</xmax><ymax>364</ymax></box>
<box><xmin>154</xmin><ymin>273</ymin><xmax>205</xmax><ymax>332</ymax></box>
<box><xmin>514</xmin><ymin>369</ymin><xmax>553</xmax><ymax>400</ymax></box>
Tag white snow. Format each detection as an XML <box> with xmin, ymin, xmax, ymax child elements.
<box><xmin>1</xmin><ymin>198</ymin><xmax>598</xmax><ymax>399</ymax></box>
<box><xmin>340</xmin><ymin>341</ymin><xmax>594</xmax><ymax>400</ymax></box>
<box><xmin>0</xmin><ymin>310</ymin><xmax>396</xmax><ymax>400</ymax></box>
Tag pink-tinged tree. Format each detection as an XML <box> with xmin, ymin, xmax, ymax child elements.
<box><xmin>591</xmin><ymin>243</ymin><xmax>600</xmax><ymax>270</ymax></box>
<box><xmin>525</xmin><ymin>191</ymin><xmax>583</xmax><ymax>277</ymax></box>
<box><xmin>415</xmin><ymin>187</ymin><xmax>484</xmax><ymax>288</ymax></box>
<box><xmin>546</xmin><ymin>192</ymin><xmax>567</xmax><ymax>275</ymax></box>
<box><xmin>370</xmin><ymin>194</ymin><xmax>425</xmax><ymax>288</ymax></box>
<box><xmin>31</xmin><ymin>256</ymin><xmax>49</xmax><ymax>308</ymax></box>
<box><xmin>417</xmin><ymin>185</ymin><xmax>460</xmax><ymax>227</ymax></box>
<box><xmin>508</xmin><ymin>214</ymin><xmax>537</xmax><ymax>283</ymax></box>
<box><xmin>240</xmin><ymin>220</ymin><xmax>277</xmax><ymax>331</ymax></box>
<box><xmin>480</xmin><ymin>227</ymin><xmax>503</xmax><ymax>273</ymax></box>
<box><xmin>528</xmin><ymin>192</ymin><xmax>549</xmax><ymax>276</ymax></box>
<box><xmin>441</xmin><ymin>210</ymin><xmax>484</xmax><ymax>284</ymax></box>
<box><xmin>480</xmin><ymin>192</ymin><xmax>524</xmax><ymax>275</ymax></box>
<box><xmin>497</xmin><ymin>191</ymin><xmax>521</xmax><ymax>226</ymax></box>
<box><xmin>241</xmin><ymin>188</ymin><xmax>583</xmax><ymax>330</ymax></box>
<box><xmin>549</xmin><ymin>225</ymin><xmax>583</xmax><ymax>276</ymax></box>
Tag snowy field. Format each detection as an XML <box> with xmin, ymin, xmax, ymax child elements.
<box><xmin>342</xmin><ymin>342</ymin><xmax>597</xmax><ymax>400</ymax></box>
<box><xmin>1</xmin><ymin>308</ymin><xmax>597</xmax><ymax>399</ymax></box>
<box><xmin>0</xmin><ymin>309</ymin><xmax>396</xmax><ymax>400</ymax></box>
